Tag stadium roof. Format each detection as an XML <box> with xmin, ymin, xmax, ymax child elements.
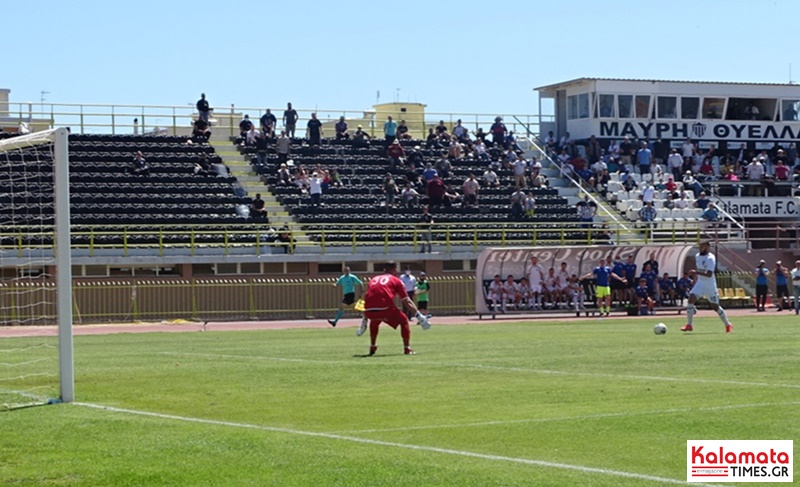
<box><xmin>535</xmin><ymin>77</ymin><xmax>800</xmax><ymax>93</ymax></box>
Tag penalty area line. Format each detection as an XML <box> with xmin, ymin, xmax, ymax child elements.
<box><xmin>74</xmin><ymin>401</ymin><xmax>718</xmax><ymax>486</ymax></box>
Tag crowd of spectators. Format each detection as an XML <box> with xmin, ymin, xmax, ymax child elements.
<box><xmin>544</xmin><ymin>131</ymin><xmax>800</xmax><ymax>224</ymax></box>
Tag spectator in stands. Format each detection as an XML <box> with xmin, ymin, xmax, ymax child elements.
<box><xmin>462</xmin><ymin>174</ymin><xmax>480</xmax><ymax>208</ymax></box>
<box><xmin>544</xmin><ymin>131</ymin><xmax>557</xmax><ymax>151</ymax></box>
<box><xmin>775</xmin><ymin>158</ymin><xmax>790</xmax><ymax>181</ymax></box>
<box><xmin>383</xmin><ymin>173</ymin><xmax>398</xmax><ymax>207</ymax></box>
<box><xmin>425</xmin><ymin>174</ymin><xmax>445</xmax><ymax>207</ymax></box>
<box><xmin>489</xmin><ymin>117</ymin><xmax>507</xmax><ymax>147</ymax></box>
<box><xmin>245</xmin><ymin>125</ymin><xmax>259</xmax><ymax>146</ymax></box>
<box><xmin>283</xmin><ymin>103</ymin><xmax>299</xmax><ymax>138</ymax></box>
<box><xmin>667</xmin><ymin>148</ymin><xmax>683</xmax><ymax>181</ymax></box>
<box><xmin>433</xmin><ymin>120</ymin><xmax>448</xmax><ymax>138</ymax></box>
<box><xmin>701</xmin><ymin>201</ymin><xmax>719</xmax><ymax>222</ymax></box>
<box><xmin>557</xmin><ymin>148</ymin><xmax>570</xmax><ymax>169</ymax></box>
<box><xmin>510</xmin><ymin>188</ymin><xmax>525</xmax><ymax>219</ymax></box>
<box><xmin>674</xmin><ymin>190</ymin><xmax>690</xmax><ymax>209</ymax></box>
<box><xmin>250</xmin><ymin>193</ymin><xmax>267</xmax><ymax>219</ymax></box>
<box><xmin>637</xmin><ymin>141</ymin><xmax>652</xmax><ymax>175</ymax></box>
<box><xmin>401</xmin><ymin>182</ymin><xmax>420</xmax><ymax>208</ymax></box>
<box><xmin>586</xmin><ymin>135</ymin><xmax>601</xmax><ymax>164</ymax></box>
<box><xmin>192</xmin><ymin>118</ymin><xmax>211</xmax><ymax>140</ymax></box>
<box><xmin>663</xmin><ymin>193</ymin><xmax>676</xmax><ymax>210</ymax></box>
<box><xmin>448</xmin><ymin>138</ymin><xmax>462</xmax><ymax>160</ymax></box>
<box><xmin>473</xmin><ymin>138</ymin><xmax>489</xmax><ymax>162</ymax></box>
<box><xmin>418</xmin><ymin>205</ymin><xmax>434</xmax><ymax>253</ymax></box>
<box><xmin>239</xmin><ymin>115</ymin><xmax>253</xmax><ymax>139</ymax></box>
<box><xmin>442</xmin><ymin>184</ymin><xmax>461</xmax><ymax>208</ymax></box>
<box><xmin>434</xmin><ymin>154</ymin><xmax>452</xmax><ymax>178</ymax></box>
<box><xmin>309</xmin><ymin>172</ymin><xmax>323</xmax><ymax>207</ymax></box>
<box><xmin>746</xmin><ymin>157</ymin><xmax>765</xmax><ymax>196</ymax></box>
<box><xmin>396</xmin><ymin>119</ymin><xmax>412</xmax><ymax>141</ymax></box>
<box><xmin>404</xmin><ymin>146</ymin><xmax>423</xmax><ymax>170</ymax></box>
<box><xmin>255</xmin><ymin>131</ymin><xmax>269</xmax><ymax>165</ymax></box>
<box><xmin>314</xmin><ymin>164</ymin><xmax>330</xmax><ymax>191</ymax></box>
<box><xmin>277</xmin><ymin>163</ymin><xmax>292</xmax><ymax>185</ymax></box>
<box><xmin>558</xmin><ymin>132</ymin><xmax>572</xmax><ymax>153</ymax></box>
<box><xmin>483</xmin><ymin>166</ymin><xmax>499</xmax><ymax>188</ymax></box>
<box><xmin>641</xmin><ymin>181</ymin><xmax>655</xmax><ymax>205</ymax></box>
<box><xmin>421</xmin><ymin>162</ymin><xmax>437</xmax><ymax>183</ymax></box>
<box><xmin>639</xmin><ymin>201</ymin><xmax>657</xmax><ymax>223</ymax></box>
<box><xmin>683</xmin><ymin>170</ymin><xmax>704</xmax><ymax>197</ymax></box>
<box><xmin>618</xmin><ymin>136</ymin><xmax>633</xmax><ymax>169</ymax></box>
<box><xmin>694</xmin><ymin>191</ymin><xmax>710</xmax><ymax>210</ymax></box>
<box><xmin>513</xmin><ymin>155</ymin><xmax>527</xmax><ymax>189</ymax></box>
<box><xmin>129</xmin><ymin>151</ymin><xmax>150</xmax><ymax>176</ymax></box>
<box><xmin>260</xmin><ymin>109</ymin><xmax>277</xmax><ymax>136</ymax></box>
<box><xmin>505</xmin><ymin>131</ymin><xmax>521</xmax><ymax>152</ymax></box>
<box><xmin>294</xmin><ymin>165</ymin><xmax>309</xmax><ymax>192</ymax></box>
<box><xmin>274</xmin><ymin>225</ymin><xmax>294</xmax><ymax>254</ymax></box>
<box><xmin>576</xmin><ymin>195</ymin><xmax>597</xmax><ymax>228</ymax></box>
<box><xmin>196</xmin><ymin>93</ymin><xmax>211</xmax><ymax>123</ymax></box>
<box><xmin>276</xmin><ymin>131</ymin><xmax>291</xmax><ymax>165</ymax></box>
<box><xmin>425</xmin><ymin>128</ymin><xmax>439</xmax><ymax>149</ymax></box>
<box><xmin>328</xmin><ymin>169</ymin><xmax>344</xmax><ymax>188</ymax></box>
<box><xmin>453</xmin><ymin>119</ymin><xmax>471</xmax><ymax>146</ymax></box>
<box><xmin>665</xmin><ymin>176</ymin><xmax>678</xmax><ymax>197</ymax></box>
<box><xmin>531</xmin><ymin>171</ymin><xmax>547</xmax><ymax>189</ymax></box>
<box><xmin>681</xmin><ymin>138</ymin><xmax>695</xmax><ymax>163</ymax></box>
<box><xmin>384</xmin><ymin>115</ymin><xmax>398</xmax><ymax>144</ymax></box>
<box><xmin>353</xmin><ymin>125</ymin><xmax>371</xmax><ymax>147</ymax></box>
<box><xmin>335</xmin><ymin>116</ymin><xmax>349</xmax><ymax>140</ymax></box>
<box><xmin>653</xmin><ymin>138</ymin><xmax>668</xmax><ymax>167</ymax></box>
<box><xmin>524</xmin><ymin>192</ymin><xmax>536</xmax><ymax>219</ymax></box>
<box><xmin>387</xmin><ymin>139</ymin><xmax>405</xmax><ymax>169</ymax></box>
<box><xmin>307</xmin><ymin>113</ymin><xmax>323</xmax><ymax>146</ymax></box>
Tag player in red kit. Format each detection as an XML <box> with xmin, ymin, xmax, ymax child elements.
<box><xmin>364</xmin><ymin>262</ymin><xmax>431</xmax><ymax>355</ymax></box>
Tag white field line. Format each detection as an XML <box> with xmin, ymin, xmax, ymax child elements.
<box><xmin>341</xmin><ymin>401</ymin><xmax>800</xmax><ymax>434</ymax></box>
<box><xmin>74</xmin><ymin>402</ymin><xmax>723</xmax><ymax>487</ymax></box>
<box><xmin>160</xmin><ymin>351</ymin><xmax>800</xmax><ymax>390</ymax></box>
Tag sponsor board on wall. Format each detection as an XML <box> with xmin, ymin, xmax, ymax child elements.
<box><xmin>717</xmin><ymin>197</ymin><xmax>800</xmax><ymax>217</ymax></box>
<box><xmin>594</xmin><ymin>120</ymin><xmax>800</xmax><ymax>141</ymax></box>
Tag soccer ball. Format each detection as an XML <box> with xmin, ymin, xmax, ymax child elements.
<box><xmin>653</xmin><ymin>323</ymin><xmax>667</xmax><ymax>335</ymax></box>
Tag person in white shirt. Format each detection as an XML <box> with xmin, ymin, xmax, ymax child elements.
<box><xmin>513</xmin><ymin>158</ymin><xmax>527</xmax><ymax>189</ymax></box>
<box><xmin>641</xmin><ymin>182</ymin><xmax>655</xmax><ymax>204</ymax></box>
<box><xmin>309</xmin><ymin>173</ymin><xmax>323</xmax><ymax>206</ymax></box>
<box><xmin>667</xmin><ymin>148</ymin><xmax>684</xmax><ymax>181</ymax></box>
<box><xmin>517</xmin><ymin>278</ymin><xmax>532</xmax><ymax>309</ymax></box>
<box><xmin>681</xmin><ymin>241</ymin><xmax>732</xmax><ymax>333</ymax></box>
<box><xmin>791</xmin><ymin>260</ymin><xmax>800</xmax><ymax>315</ymax></box>
<box><xmin>543</xmin><ymin>268</ymin><xmax>559</xmax><ymax>308</ymax></box>
<box><xmin>527</xmin><ymin>256</ymin><xmax>545</xmax><ymax>309</ymax></box>
<box><xmin>483</xmin><ymin>166</ymin><xmax>499</xmax><ymax>187</ymax></box>
<box><xmin>746</xmin><ymin>158</ymin><xmax>765</xmax><ymax>196</ymax></box>
<box><xmin>502</xmin><ymin>275</ymin><xmax>521</xmax><ymax>311</ymax></box>
<box><xmin>681</xmin><ymin>138</ymin><xmax>695</xmax><ymax>159</ymax></box>
<box><xmin>400</xmin><ymin>268</ymin><xmax>418</xmax><ymax>318</ymax></box>
<box><xmin>674</xmin><ymin>191</ymin><xmax>690</xmax><ymax>209</ymax></box>
<box><xmin>462</xmin><ymin>174</ymin><xmax>480</xmax><ymax>207</ymax></box>
<box><xmin>401</xmin><ymin>183</ymin><xmax>419</xmax><ymax>208</ymax></box>
<box><xmin>487</xmin><ymin>275</ymin><xmax>505</xmax><ymax>314</ymax></box>
<box><xmin>608</xmin><ymin>140</ymin><xmax>620</xmax><ymax>161</ymax></box>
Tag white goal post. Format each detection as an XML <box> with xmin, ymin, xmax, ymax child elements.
<box><xmin>0</xmin><ymin>127</ymin><xmax>73</xmax><ymax>406</ymax></box>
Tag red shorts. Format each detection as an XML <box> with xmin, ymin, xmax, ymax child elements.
<box><xmin>364</xmin><ymin>308</ymin><xmax>409</xmax><ymax>329</ymax></box>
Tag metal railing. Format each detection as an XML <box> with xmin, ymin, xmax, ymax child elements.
<box><xmin>0</xmin><ymin>221</ymin><xmax>720</xmax><ymax>258</ymax></box>
<box><xmin>2</xmin><ymin>101</ymin><xmax>551</xmax><ymax>140</ymax></box>
<box><xmin>2</xmin><ymin>276</ymin><xmax>476</xmax><ymax>325</ymax></box>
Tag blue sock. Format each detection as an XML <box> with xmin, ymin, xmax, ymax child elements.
<box><xmin>334</xmin><ymin>309</ymin><xmax>343</xmax><ymax>322</ymax></box>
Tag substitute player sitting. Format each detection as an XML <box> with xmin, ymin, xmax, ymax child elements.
<box><xmin>517</xmin><ymin>277</ymin><xmax>532</xmax><ymax>309</ymax></box>
<box><xmin>681</xmin><ymin>241</ymin><xmax>733</xmax><ymax>333</ymax></box>
<box><xmin>502</xmin><ymin>275</ymin><xmax>522</xmax><ymax>312</ymax></box>
<box><xmin>635</xmin><ymin>278</ymin><xmax>655</xmax><ymax>315</ymax></box>
<box><xmin>328</xmin><ymin>266</ymin><xmax>363</xmax><ymax>328</ymax></box>
<box><xmin>364</xmin><ymin>262</ymin><xmax>430</xmax><ymax>356</ymax></box>
<box><xmin>486</xmin><ymin>274</ymin><xmax>505</xmax><ymax>314</ymax></box>
<box><xmin>565</xmin><ymin>274</ymin><xmax>584</xmax><ymax>313</ymax></box>
<box><xmin>543</xmin><ymin>268</ymin><xmax>559</xmax><ymax>309</ymax></box>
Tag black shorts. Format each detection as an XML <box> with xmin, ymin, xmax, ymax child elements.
<box><xmin>342</xmin><ymin>293</ymin><xmax>356</xmax><ymax>305</ymax></box>
<box><xmin>756</xmin><ymin>284</ymin><xmax>768</xmax><ymax>296</ymax></box>
<box><xmin>626</xmin><ymin>279</ymin><xmax>637</xmax><ymax>289</ymax></box>
<box><xmin>776</xmin><ymin>285</ymin><xmax>789</xmax><ymax>298</ymax></box>
<box><xmin>610</xmin><ymin>280</ymin><xmax>625</xmax><ymax>291</ymax></box>
<box><xmin>417</xmin><ymin>300</ymin><xmax>428</xmax><ymax>310</ymax></box>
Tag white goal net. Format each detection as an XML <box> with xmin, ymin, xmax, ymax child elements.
<box><xmin>0</xmin><ymin>128</ymin><xmax>73</xmax><ymax>409</ymax></box>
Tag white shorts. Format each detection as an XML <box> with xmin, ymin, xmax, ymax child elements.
<box><xmin>530</xmin><ymin>285</ymin><xmax>542</xmax><ymax>294</ymax></box>
<box><xmin>690</xmin><ymin>280</ymin><xmax>719</xmax><ymax>304</ymax></box>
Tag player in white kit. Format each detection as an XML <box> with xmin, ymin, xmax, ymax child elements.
<box><xmin>681</xmin><ymin>241</ymin><xmax>733</xmax><ymax>333</ymax></box>
<box><xmin>487</xmin><ymin>275</ymin><xmax>505</xmax><ymax>314</ymax></box>
<box><xmin>556</xmin><ymin>262</ymin><xmax>571</xmax><ymax>308</ymax></box>
<box><xmin>527</xmin><ymin>256</ymin><xmax>545</xmax><ymax>309</ymax></box>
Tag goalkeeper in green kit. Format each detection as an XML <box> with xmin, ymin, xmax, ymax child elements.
<box><xmin>415</xmin><ymin>272</ymin><xmax>432</xmax><ymax>319</ymax></box>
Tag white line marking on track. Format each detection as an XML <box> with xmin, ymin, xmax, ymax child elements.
<box><xmin>161</xmin><ymin>351</ymin><xmax>800</xmax><ymax>390</ymax></box>
<box><xmin>341</xmin><ymin>401</ymin><xmax>800</xmax><ymax>434</ymax></box>
<box><xmin>74</xmin><ymin>402</ymin><xmax>722</xmax><ymax>486</ymax></box>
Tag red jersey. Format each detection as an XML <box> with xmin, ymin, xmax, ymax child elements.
<box><xmin>364</xmin><ymin>274</ymin><xmax>408</xmax><ymax>310</ymax></box>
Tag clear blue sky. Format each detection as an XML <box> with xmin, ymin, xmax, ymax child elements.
<box><xmin>4</xmin><ymin>0</ymin><xmax>799</xmax><ymax>117</ymax></box>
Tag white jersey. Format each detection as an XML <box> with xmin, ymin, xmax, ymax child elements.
<box><xmin>502</xmin><ymin>281</ymin><xmax>519</xmax><ymax>296</ymax></box>
<box><xmin>528</xmin><ymin>264</ymin><xmax>544</xmax><ymax>288</ymax></box>
<box><xmin>488</xmin><ymin>280</ymin><xmax>504</xmax><ymax>297</ymax></box>
<box><xmin>694</xmin><ymin>252</ymin><xmax>717</xmax><ymax>285</ymax></box>
<box><xmin>544</xmin><ymin>276</ymin><xmax>557</xmax><ymax>291</ymax></box>
<box><xmin>556</xmin><ymin>270</ymin><xmax>570</xmax><ymax>289</ymax></box>
<box><xmin>517</xmin><ymin>283</ymin><xmax>531</xmax><ymax>297</ymax></box>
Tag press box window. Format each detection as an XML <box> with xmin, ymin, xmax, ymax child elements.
<box><xmin>702</xmin><ymin>98</ymin><xmax>725</xmax><ymax>119</ymax></box>
<box><xmin>597</xmin><ymin>94</ymin><xmax>615</xmax><ymax>118</ymax></box>
<box><xmin>681</xmin><ymin>97</ymin><xmax>699</xmax><ymax>119</ymax></box>
<box><xmin>782</xmin><ymin>100</ymin><xmax>799</xmax><ymax>121</ymax></box>
<box><xmin>657</xmin><ymin>96</ymin><xmax>677</xmax><ymax>119</ymax></box>
<box><xmin>618</xmin><ymin>95</ymin><xmax>633</xmax><ymax>118</ymax></box>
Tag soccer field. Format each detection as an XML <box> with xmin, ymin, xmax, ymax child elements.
<box><xmin>1</xmin><ymin>314</ymin><xmax>798</xmax><ymax>486</ymax></box>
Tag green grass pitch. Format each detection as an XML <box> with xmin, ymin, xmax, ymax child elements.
<box><xmin>1</xmin><ymin>314</ymin><xmax>798</xmax><ymax>486</ymax></box>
